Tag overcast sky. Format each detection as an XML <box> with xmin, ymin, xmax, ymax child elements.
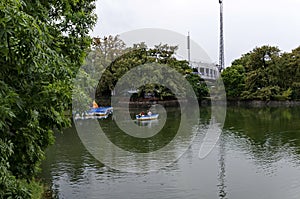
<box><xmin>91</xmin><ymin>0</ymin><xmax>300</xmax><ymax>67</ymax></box>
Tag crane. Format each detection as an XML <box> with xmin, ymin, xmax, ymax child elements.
<box><xmin>218</xmin><ymin>0</ymin><xmax>225</xmax><ymax>71</ymax></box>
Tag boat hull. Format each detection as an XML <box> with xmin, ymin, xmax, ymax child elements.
<box><xmin>136</xmin><ymin>114</ymin><xmax>159</xmax><ymax>121</ymax></box>
<box><xmin>87</xmin><ymin>107</ymin><xmax>113</xmax><ymax>116</ymax></box>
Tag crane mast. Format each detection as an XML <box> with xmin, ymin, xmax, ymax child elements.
<box><xmin>218</xmin><ymin>0</ymin><xmax>225</xmax><ymax>71</ymax></box>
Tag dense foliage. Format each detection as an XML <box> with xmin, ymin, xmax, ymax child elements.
<box><xmin>222</xmin><ymin>45</ymin><xmax>300</xmax><ymax>100</ymax></box>
<box><xmin>0</xmin><ymin>0</ymin><xmax>96</xmax><ymax>198</ymax></box>
<box><xmin>97</xmin><ymin>43</ymin><xmax>189</xmax><ymax>100</ymax></box>
<box><xmin>92</xmin><ymin>37</ymin><xmax>208</xmax><ymax>103</ymax></box>
<box><xmin>76</xmin><ymin>36</ymin><xmax>208</xmax><ymax>106</ymax></box>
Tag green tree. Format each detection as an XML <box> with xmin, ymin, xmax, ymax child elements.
<box><xmin>185</xmin><ymin>74</ymin><xmax>209</xmax><ymax>100</ymax></box>
<box><xmin>221</xmin><ymin>65</ymin><xmax>245</xmax><ymax>99</ymax></box>
<box><xmin>93</xmin><ymin>41</ymin><xmax>205</xmax><ymax>102</ymax></box>
<box><xmin>0</xmin><ymin>0</ymin><xmax>96</xmax><ymax>197</ymax></box>
<box><xmin>243</xmin><ymin>46</ymin><xmax>280</xmax><ymax>92</ymax></box>
<box><xmin>73</xmin><ymin>36</ymin><xmax>128</xmax><ymax>110</ymax></box>
<box><xmin>233</xmin><ymin>45</ymin><xmax>280</xmax><ymax>72</ymax></box>
<box><xmin>225</xmin><ymin>45</ymin><xmax>300</xmax><ymax>100</ymax></box>
<box><xmin>279</xmin><ymin>46</ymin><xmax>300</xmax><ymax>99</ymax></box>
<box><xmin>228</xmin><ymin>45</ymin><xmax>292</xmax><ymax>100</ymax></box>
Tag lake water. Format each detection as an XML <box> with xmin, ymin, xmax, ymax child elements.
<box><xmin>40</xmin><ymin>106</ymin><xmax>300</xmax><ymax>199</ymax></box>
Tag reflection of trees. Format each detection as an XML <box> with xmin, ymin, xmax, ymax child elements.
<box><xmin>199</xmin><ymin>106</ymin><xmax>211</xmax><ymax>125</ymax></box>
<box><xmin>40</xmin><ymin>124</ymin><xmax>104</xmax><ymax>184</ymax></box>
<box><xmin>100</xmin><ymin>106</ymin><xmax>198</xmax><ymax>172</ymax></box>
<box><xmin>45</xmin><ymin>107</ymin><xmax>198</xmax><ymax>173</ymax></box>
<box><xmin>102</xmin><ymin>107</ymin><xmax>181</xmax><ymax>153</ymax></box>
<box><xmin>223</xmin><ymin>107</ymin><xmax>300</xmax><ymax>168</ymax></box>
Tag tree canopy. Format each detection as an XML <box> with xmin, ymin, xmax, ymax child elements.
<box><xmin>74</xmin><ymin>35</ymin><xmax>209</xmax><ymax>109</ymax></box>
<box><xmin>222</xmin><ymin>45</ymin><xmax>300</xmax><ymax>101</ymax></box>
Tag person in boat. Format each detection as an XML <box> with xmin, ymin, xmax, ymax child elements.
<box><xmin>92</xmin><ymin>100</ymin><xmax>99</xmax><ymax>108</ymax></box>
<box><xmin>147</xmin><ymin>110</ymin><xmax>152</xmax><ymax>116</ymax></box>
<box><xmin>138</xmin><ymin>111</ymin><xmax>145</xmax><ymax>117</ymax></box>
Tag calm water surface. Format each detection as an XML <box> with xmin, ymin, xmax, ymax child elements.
<box><xmin>40</xmin><ymin>107</ymin><xmax>300</xmax><ymax>199</ymax></box>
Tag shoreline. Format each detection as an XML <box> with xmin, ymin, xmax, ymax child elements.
<box><xmin>115</xmin><ymin>99</ymin><xmax>300</xmax><ymax>108</ymax></box>
<box><xmin>225</xmin><ymin>100</ymin><xmax>300</xmax><ymax>107</ymax></box>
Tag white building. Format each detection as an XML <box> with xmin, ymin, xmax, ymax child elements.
<box><xmin>189</xmin><ymin>61</ymin><xmax>220</xmax><ymax>80</ymax></box>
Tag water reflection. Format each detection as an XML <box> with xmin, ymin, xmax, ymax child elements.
<box><xmin>217</xmin><ymin>134</ymin><xmax>227</xmax><ymax>199</ymax></box>
<box><xmin>40</xmin><ymin>106</ymin><xmax>300</xmax><ymax>199</ymax></box>
<box><xmin>134</xmin><ymin>119</ymin><xmax>159</xmax><ymax>127</ymax></box>
<box><xmin>223</xmin><ymin>107</ymin><xmax>300</xmax><ymax>172</ymax></box>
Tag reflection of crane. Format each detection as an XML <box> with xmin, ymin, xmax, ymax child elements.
<box><xmin>218</xmin><ymin>0</ymin><xmax>225</xmax><ymax>71</ymax></box>
<box><xmin>218</xmin><ymin>132</ymin><xmax>227</xmax><ymax>199</ymax></box>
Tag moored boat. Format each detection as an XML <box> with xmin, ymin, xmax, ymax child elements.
<box><xmin>86</xmin><ymin>106</ymin><xmax>113</xmax><ymax>116</ymax></box>
<box><xmin>74</xmin><ymin>106</ymin><xmax>113</xmax><ymax>120</ymax></box>
<box><xmin>74</xmin><ymin>114</ymin><xmax>109</xmax><ymax>120</ymax></box>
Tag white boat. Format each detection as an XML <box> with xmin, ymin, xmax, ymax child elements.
<box><xmin>135</xmin><ymin>113</ymin><xmax>159</xmax><ymax>121</ymax></box>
